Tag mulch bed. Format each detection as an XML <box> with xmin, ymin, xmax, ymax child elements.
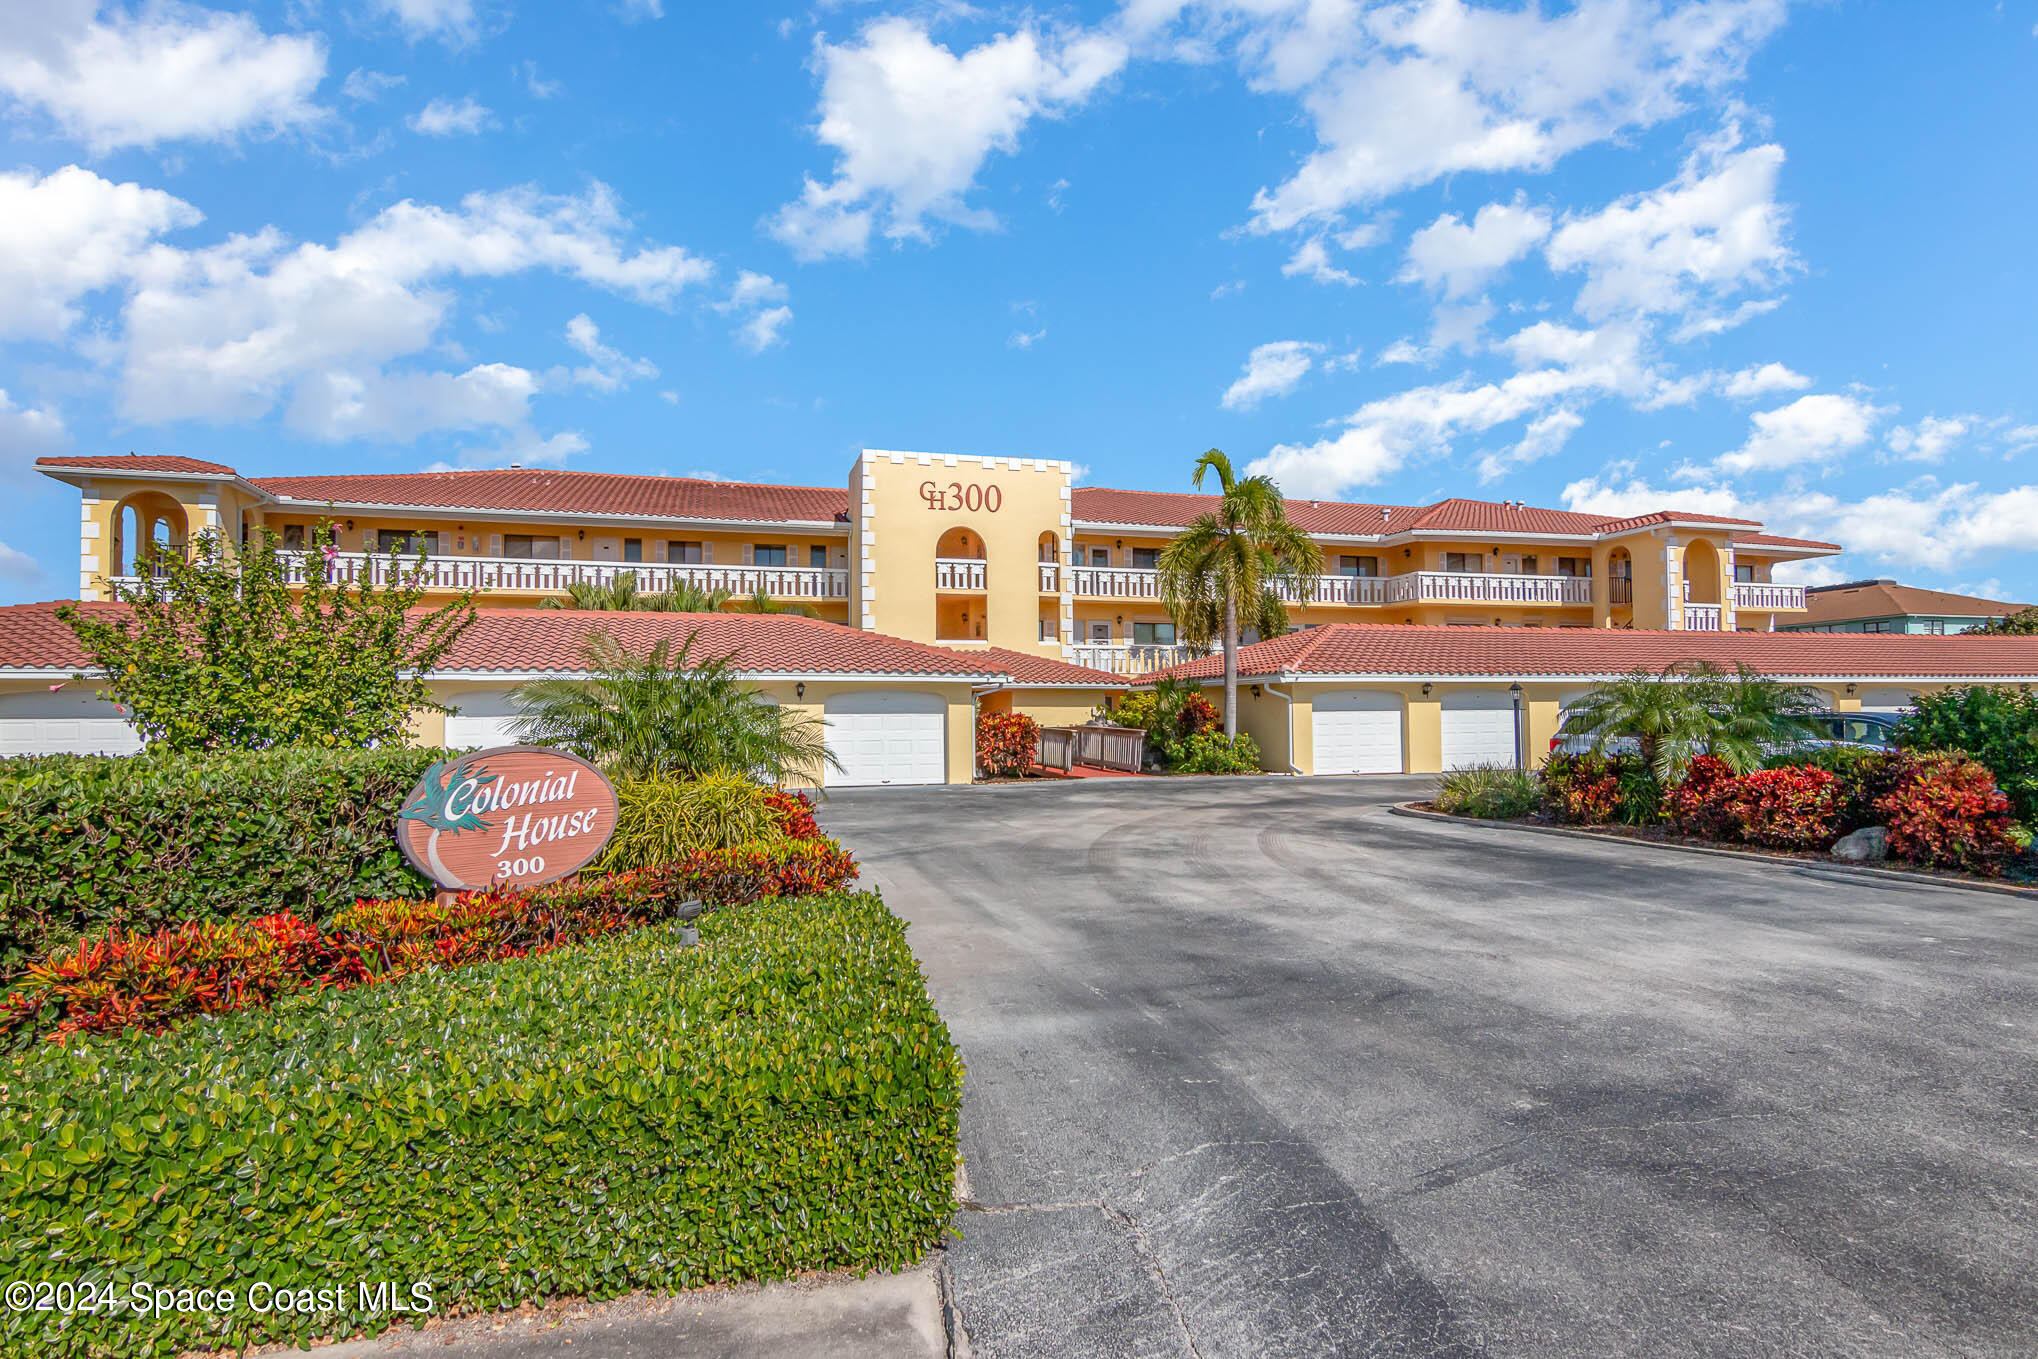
<box><xmin>1412</xmin><ymin>803</ymin><xmax>2038</xmax><ymax>892</ymax></box>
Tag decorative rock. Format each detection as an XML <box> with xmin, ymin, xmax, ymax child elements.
<box><xmin>1830</xmin><ymin>826</ymin><xmax>1889</xmax><ymax>863</ymax></box>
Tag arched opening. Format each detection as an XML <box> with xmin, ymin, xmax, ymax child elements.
<box><xmin>937</xmin><ymin>526</ymin><xmax>985</xmax><ymax>559</ymax></box>
<box><xmin>1605</xmin><ymin>547</ymin><xmax>1633</xmax><ymax>614</ymax></box>
<box><xmin>1037</xmin><ymin>530</ymin><xmax>1060</xmax><ymax>563</ymax></box>
<box><xmin>1683</xmin><ymin>539</ymin><xmax>1721</xmax><ymax>604</ymax></box>
<box><xmin>112</xmin><ymin>493</ymin><xmax>189</xmax><ymax>579</ymax></box>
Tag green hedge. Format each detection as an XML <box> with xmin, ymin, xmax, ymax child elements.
<box><xmin>0</xmin><ymin>891</ymin><xmax>962</xmax><ymax>1357</ymax></box>
<box><xmin>0</xmin><ymin>747</ymin><xmax>440</xmax><ymax>974</ymax></box>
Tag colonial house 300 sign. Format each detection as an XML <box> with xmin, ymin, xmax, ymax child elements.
<box><xmin>396</xmin><ymin>746</ymin><xmax>619</xmax><ymax>892</ymax></box>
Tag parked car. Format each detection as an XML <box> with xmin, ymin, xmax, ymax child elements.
<box><xmin>1551</xmin><ymin>712</ymin><xmax>1901</xmax><ymax>759</ymax></box>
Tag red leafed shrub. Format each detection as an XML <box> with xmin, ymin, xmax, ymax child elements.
<box><xmin>977</xmin><ymin>710</ymin><xmax>1040</xmax><ymax>777</ymax></box>
<box><xmin>1718</xmin><ymin>766</ymin><xmax>1842</xmax><ymax>850</ymax></box>
<box><xmin>2</xmin><ymin>838</ymin><xmax>861</xmax><ymax>1045</ymax></box>
<box><xmin>1662</xmin><ymin>754</ymin><xmax>1739</xmax><ymax>840</ymax></box>
<box><xmin>1176</xmin><ymin>694</ymin><xmax>1221</xmax><ymax>739</ymax></box>
<box><xmin>671</xmin><ymin>838</ymin><xmax>861</xmax><ymax>906</ymax></box>
<box><xmin>762</xmin><ymin>787</ymin><xmax>822</xmax><ymax>842</ymax></box>
<box><xmin>1874</xmin><ymin>754</ymin><xmax>2019</xmax><ymax>875</ymax></box>
<box><xmin>1540</xmin><ymin>752</ymin><xmax>1622</xmax><ymax>824</ymax></box>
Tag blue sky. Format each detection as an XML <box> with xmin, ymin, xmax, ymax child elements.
<box><xmin>3</xmin><ymin>0</ymin><xmax>2036</xmax><ymax>606</ymax></box>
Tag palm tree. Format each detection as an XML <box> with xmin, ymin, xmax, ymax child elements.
<box><xmin>1559</xmin><ymin>660</ymin><xmax>1828</xmax><ymax>782</ymax></box>
<box><xmin>1155</xmin><ymin>449</ymin><xmax>1323</xmax><ymax>736</ymax></box>
<box><xmin>509</xmin><ymin>630</ymin><xmax>837</xmax><ymax>783</ymax></box>
<box><xmin>731</xmin><ymin>586</ymin><xmax>816</xmax><ymax>618</ymax></box>
<box><xmin>538</xmin><ymin>572</ymin><xmax>732</xmax><ymax>613</ymax></box>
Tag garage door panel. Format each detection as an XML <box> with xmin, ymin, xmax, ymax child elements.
<box><xmin>1858</xmin><ymin>687</ymin><xmax>1913</xmax><ymax>713</ymax></box>
<box><xmin>1440</xmin><ymin>692</ymin><xmax>1517</xmax><ymax>769</ymax></box>
<box><xmin>1312</xmin><ymin>691</ymin><xmax>1404</xmax><ymax>775</ymax></box>
<box><xmin>443</xmin><ymin>689</ymin><xmax>523</xmax><ymax>749</ymax></box>
<box><xmin>0</xmin><ymin>691</ymin><xmax>144</xmax><ymax>757</ymax></box>
<box><xmin>825</xmin><ymin>691</ymin><xmax>946</xmax><ymax>787</ymax></box>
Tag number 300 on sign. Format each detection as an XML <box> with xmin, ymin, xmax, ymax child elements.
<box><xmin>920</xmin><ymin>480</ymin><xmax>1002</xmax><ymax>513</ymax></box>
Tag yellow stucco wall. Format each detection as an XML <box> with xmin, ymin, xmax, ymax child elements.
<box><xmin>982</xmin><ymin>689</ymin><xmax>1116</xmax><ymax>727</ymax></box>
<box><xmin>851</xmin><ymin>449</ymin><xmax>1072</xmax><ymax>652</ymax></box>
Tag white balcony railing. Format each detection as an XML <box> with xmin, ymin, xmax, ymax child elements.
<box><xmin>211</xmin><ymin>552</ymin><xmax>850</xmax><ymax>600</ymax></box>
<box><xmin>1385</xmin><ymin>571</ymin><xmax>1596</xmax><ymax>606</ymax></box>
<box><xmin>1683</xmin><ymin>603</ymin><xmax>1724</xmax><ymax>631</ymax></box>
<box><xmin>1733</xmin><ymin>582</ymin><xmax>1806</xmax><ymax>612</ymax></box>
<box><xmin>1067</xmin><ymin>643</ymin><xmax>1208</xmax><ymax>677</ymax></box>
<box><xmin>1067</xmin><ymin>565</ymin><xmax>1595</xmax><ymax>608</ymax></box>
<box><xmin>935</xmin><ymin>557</ymin><xmax>987</xmax><ymax>591</ymax></box>
<box><xmin>1038</xmin><ymin>562</ymin><xmax>1060</xmax><ymax>592</ymax></box>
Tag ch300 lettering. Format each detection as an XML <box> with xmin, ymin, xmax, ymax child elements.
<box><xmin>919</xmin><ymin>480</ymin><xmax>1003</xmax><ymax>513</ymax></box>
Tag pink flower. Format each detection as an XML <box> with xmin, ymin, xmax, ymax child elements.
<box><xmin>47</xmin><ymin>682</ymin><xmax>64</xmax><ymax>692</ymax></box>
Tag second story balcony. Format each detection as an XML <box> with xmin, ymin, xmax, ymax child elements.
<box><xmin>1067</xmin><ymin>565</ymin><xmax>1596</xmax><ymax>608</ymax></box>
<box><xmin>1732</xmin><ymin>581</ymin><xmax>1806</xmax><ymax>611</ymax></box>
<box><xmin>115</xmin><ymin>551</ymin><xmax>852</xmax><ymax>602</ymax></box>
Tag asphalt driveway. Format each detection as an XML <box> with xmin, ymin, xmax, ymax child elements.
<box><xmin>819</xmin><ymin>776</ymin><xmax>2038</xmax><ymax>1359</ymax></box>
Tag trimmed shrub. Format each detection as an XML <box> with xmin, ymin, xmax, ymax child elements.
<box><xmin>597</xmin><ymin>771</ymin><xmax>789</xmax><ymax>871</ymax></box>
<box><xmin>673</xmin><ymin>838</ymin><xmax>861</xmax><ymax>905</ymax></box>
<box><xmin>1171</xmin><ymin>731</ymin><xmax>1261</xmax><ymax>774</ymax></box>
<box><xmin>976</xmin><ymin>710</ymin><xmax>1040</xmax><ymax>777</ymax></box>
<box><xmin>1895</xmin><ymin>686</ymin><xmax>2038</xmax><ymax>827</ymax></box>
<box><xmin>1662</xmin><ymin>754</ymin><xmax>1738</xmax><ymax>840</ymax></box>
<box><xmin>1436</xmin><ymin>764</ymin><xmax>1540</xmax><ymax>820</ymax></box>
<box><xmin>1539</xmin><ymin>752</ymin><xmax>1622</xmax><ymax>824</ymax></box>
<box><xmin>1718</xmin><ymin>765</ymin><xmax>1842</xmax><ymax>850</ymax></box>
<box><xmin>763</xmin><ymin>787</ymin><xmax>821</xmax><ymax>841</ymax></box>
<box><xmin>0</xmin><ymin>747</ymin><xmax>440</xmax><ymax>976</ymax></box>
<box><xmin>1875</xmin><ymin>753</ymin><xmax>2020</xmax><ymax>874</ymax></box>
<box><xmin>0</xmin><ymin>894</ymin><xmax>963</xmax><ymax>1358</ymax></box>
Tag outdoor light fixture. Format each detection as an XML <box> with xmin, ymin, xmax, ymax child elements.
<box><xmin>1250</xmin><ymin>685</ymin><xmax>1261</xmax><ymax>699</ymax></box>
<box><xmin>1509</xmin><ymin>682</ymin><xmax>1525</xmax><ymax>772</ymax></box>
<box><xmin>795</xmin><ymin>682</ymin><xmax>805</xmax><ymax>700</ymax></box>
<box><xmin>1846</xmin><ymin>683</ymin><xmax>1857</xmax><ymax>695</ymax></box>
<box><xmin>1421</xmin><ymin>683</ymin><xmax>1433</xmax><ymax>696</ymax></box>
<box><xmin>344</xmin><ymin>520</ymin><xmax>354</xmax><ymax>531</ymax></box>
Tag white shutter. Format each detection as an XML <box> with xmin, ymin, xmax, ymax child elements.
<box><xmin>741</xmin><ymin>544</ymin><xmax>753</xmax><ymax>565</ymax></box>
<box><xmin>701</xmin><ymin>542</ymin><xmax>714</xmax><ymax>564</ymax></box>
<box><xmin>652</xmin><ymin>540</ymin><xmax>666</xmax><ymax>563</ymax></box>
<box><xmin>488</xmin><ymin>533</ymin><xmax>501</xmax><ymax>556</ymax></box>
<box><xmin>558</xmin><ymin>536</ymin><xmax>574</xmax><ymax>560</ymax></box>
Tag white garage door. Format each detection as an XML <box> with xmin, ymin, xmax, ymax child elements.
<box><xmin>825</xmin><ymin>691</ymin><xmax>947</xmax><ymax>787</ymax></box>
<box><xmin>0</xmin><ymin>689</ymin><xmax>143</xmax><ymax>757</ymax></box>
<box><xmin>444</xmin><ymin>689</ymin><xmax>523</xmax><ymax>748</ymax></box>
<box><xmin>1858</xmin><ymin>687</ymin><xmax>1913</xmax><ymax>713</ymax></box>
<box><xmin>1313</xmin><ymin>690</ymin><xmax>1404</xmax><ymax>775</ymax></box>
<box><xmin>1440</xmin><ymin>691</ymin><xmax>1519</xmax><ymax>769</ymax></box>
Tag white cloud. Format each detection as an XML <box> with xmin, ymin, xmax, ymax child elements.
<box><xmin>118</xmin><ymin>181</ymin><xmax>714</xmax><ymax>439</ymax></box>
<box><xmin>739</xmin><ymin>306</ymin><xmax>794</xmax><ymax>353</ymax></box>
<box><xmin>0</xmin><ymin>539</ymin><xmax>37</xmax><ymax>582</ymax></box>
<box><xmin>722</xmin><ymin>270</ymin><xmax>789</xmax><ymax>311</ymax></box>
<box><xmin>1221</xmin><ymin>340</ymin><xmax>1320</xmax><ymax>411</ymax></box>
<box><xmin>1773</xmin><ymin>558</ymin><xmax>1849</xmax><ymax>587</ymax></box>
<box><xmin>1399</xmin><ymin>197</ymin><xmax>1551</xmax><ymax>299</ymax></box>
<box><xmin>1210</xmin><ymin>280</ymin><xmax>1247</xmax><ymax>299</ymax></box>
<box><xmin>2007</xmin><ymin>424</ymin><xmax>2038</xmax><ymax>449</ymax></box>
<box><xmin>342</xmin><ymin>68</ymin><xmax>406</xmax><ymax>102</ymax></box>
<box><xmin>368</xmin><ymin>0</ymin><xmax>481</xmax><ymax>45</ymax></box>
<box><xmin>0</xmin><ymin>166</ymin><xmax>201</xmax><ymax>341</ymax></box>
<box><xmin>1476</xmin><ymin>407</ymin><xmax>1582</xmax><ymax>483</ymax></box>
<box><xmin>770</xmin><ymin>17</ymin><xmax>1128</xmax><ymax>259</ymax></box>
<box><xmin>1280</xmin><ymin>236</ymin><xmax>1357</xmax><ymax>286</ymax></box>
<box><xmin>1007</xmin><ymin>327</ymin><xmax>1046</xmax><ymax>350</ymax></box>
<box><xmin>515</xmin><ymin>61</ymin><xmax>561</xmax><ymax>99</ymax></box>
<box><xmin>431</xmin><ymin>427</ymin><xmax>591</xmax><ymax>471</ymax></box>
<box><xmin>616</xmin><ymin>0</ymin><xmax>664</xmax><ymax>20</ymax></box>
<box><xmin>0</xmin><ymin>389</ymin><xmax>70</xmax><ymax>470</ymax></box>
<box><xmin>409</xmin><ymin>95</ymin><xmax>494</xmax><ymax>137</ymax></box>
<box><xmin>1886</xmin><ymin>415</ymin><xmax>1969</xmax><ymax>463</ymax></box>
<box><xmin>1545</xmin><ymin>124</ymin><xmax>1794</xmax><ymax>325</ymax></box>
<box><xmin>562</xmin><ymin>314</ymin><xmax>657</xmax><ymax>391</ymax></box>
<box><xmin>1239</xmin><ymin>0</ymin><xmax>1789</xmax><ymax>234</ymax></box>
<box><xmin>1719</xmin><ymin>361</ymin><xmax>1809</xmax><ymax>399</ymax></box>
<box><xmin>1717</xmin><ymin>393</ymin><xmax>1884</xmax><ymax>474</ymax></box>
<box><xmin>0</xmin><ymin>1</ymin><xmax>326</xmax><ymax>152</ymax></box>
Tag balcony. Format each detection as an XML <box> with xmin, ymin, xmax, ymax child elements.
<box><xmin>1683</xmin><ymin>604</ymin><xmax>1724</xmax><ymax>631</ymax></box>
<box><xmin>1732</xmin><ymin>581</ymin><xmax>1806</xmax><ymax>611</ymax></box>
<box><xmin>1038</xmin><ymin>562</ymin><xmax>1060</xmax><ymax>592</ymax></box>
<box><xmin>109</xmin><ymin>551</ymin><xmax>852</xmax><ymax>601</ymax></box>
<box><xmin>935</xmin><ymin>558</ymin><xmax>987</xmax><ymax>591</ymax></box>
<box><xmin>1067</xmin><ymin>642</ymin><xmax>1208</xmax><ymax>677</ymax></box>
<box><xmin>1067</xmin><ymin>566</ymin><xmax>1594</xmax><ymax>608</ymax></box>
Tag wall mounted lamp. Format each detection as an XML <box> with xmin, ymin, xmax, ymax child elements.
<box><xmin>1845</xmin><ymin>683</ymin><xmax>1856</xmax><ymax>696</ymax></box>
<box><xmin>578</xmin><ymin>529</ymin><xmax>585</xmax><ymax>539</ymax></box>
<box><xmin>1420</xmin><ymin>683</ymin><xmax>1433</xmax><ymax>696</ymax></box>
<box><xmin>1250</xmin><ymin>684</ymin><xmax>1262</xmax><ymax>699</ymax></box>
<box><xmin>795</xmin><ymin>682</ymin><xmax>806</xmax><ymax>700</ymax></box>
<box><xmin>344</xmin><ymin>519</ymin><xmax>354</xmax><ymax>531</ymax></box>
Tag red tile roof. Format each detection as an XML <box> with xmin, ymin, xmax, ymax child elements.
<box><xmin>250</xmin><ymin>469</ymin><xmax>851</xmax><ymax>525</ymax></box>
<box><xmin>1731</xmin><ymin>532</ymin><xmax>1843</xmax><ymax>553</ymax></box>
<box><xmin>37</xmin><ymin>454</ymin><xmax>240</xmax><ymax>476</ymax></box>
<box><xmin>1071</xmin><ymin>487</ymin><xmax>1760</xmax><ymax>538</ymax></box>
<box><xmin>0</xmin><ymin>602</ymin><xmax>1009</xmax><ymax>680</ymax></box>
<box><xmin>1152</xmin><ymin>623</ymin><xmax>2038</xmax><ymax>681</ymax></box>
<box><xmin>952</xmin><ymin>645</ymin><xmax>1126</xmax><ymax>687</ymax></box>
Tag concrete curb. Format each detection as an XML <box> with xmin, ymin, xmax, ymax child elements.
<box><xmin>1387</xmin><ymin>803</ymin><xmax>2038</xmax><ymax>901</ymax></box>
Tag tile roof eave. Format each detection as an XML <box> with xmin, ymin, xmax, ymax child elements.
<box><xmin>259</xmin><ymin>491</ymin><xmax>849</xmax><ymax>532</ymax></box>
<box><xmin>423</xmin><ymin>667</ymin><xmax>1010</xmax><ymax>682</ymax></box>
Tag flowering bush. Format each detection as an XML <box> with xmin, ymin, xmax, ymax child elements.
<box><xmin>1171</xmin><ymin>731</ymin><xmax>1261</xmax><ymax>774</ymax></box>
<box><xmin>1539</xmin><ymin>752</ymin><xmax>1623</xmax><ymax>824</ymax></box>
<box><xmin>763</xmin><ymin>786</ymin><xmax>821</xmax><ymax>841</ymax></box>
<box><xmin>1661</xmin><ymin>755</ymin><xmax>1742</xmax><ymax>841</ymax></box>
<box><xmin>1176</xmin><ymin>694</ymin><xmax>1221</xmax><ymax>739</ymax></box>
<box><xmin>1875</xmin><ymin>753</ymin><xmax>2019</xmax><ymax>874</ymax></box>
<box><xmin>976</xmin><ymin>711</ymin><xmax>1041</xmax><ymax>777</ymax></box>
<box><xmin>1</xmin><ymin>838</ymin><xmax>859</xmax><ymax>1045</ymax></box>
<box><xmin>1718</xmin><ymin>766</ymin><xmax>1842</xmax><ymax>850</ymax></box>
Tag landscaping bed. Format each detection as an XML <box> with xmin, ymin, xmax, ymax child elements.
<box><xmin>0</xmin><ymin>890</ymin><xmax>962</xmax><ymax>1358</ymax></box>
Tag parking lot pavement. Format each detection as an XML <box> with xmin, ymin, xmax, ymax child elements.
<box><xmin>821</xmin><ymin>776</ymin><xmax>2038</xmax><ymax>1359</ymax></box>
